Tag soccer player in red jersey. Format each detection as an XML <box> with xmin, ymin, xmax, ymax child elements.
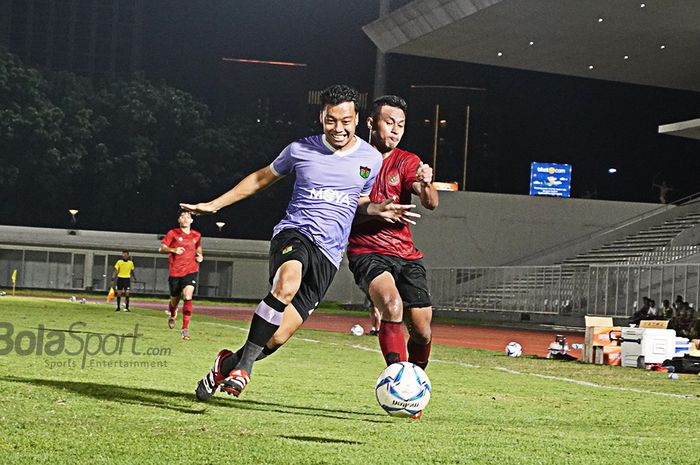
<box><xmin>159</xmin><ymin>209</ymin><xmax>203</xmax><ymax>340</ymax></box>
<box><xmin>347</xmin><ymin>95</ymin><xmax>439</xmax><ymax>371</ymax></box>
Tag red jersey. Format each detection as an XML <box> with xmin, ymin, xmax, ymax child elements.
<box><xmin>162</xmin><ymin>228</ymin><xmax>202</xmax><ymax>277</ymax></box>
<box><xmin>347</xmin><ymin>148</ymin><xmax>424</xmax><ymax>260</ymax></box>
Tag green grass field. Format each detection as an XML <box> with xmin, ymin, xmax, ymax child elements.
<box><xmin>0</xmin><ymin>296</ymin><xmax>698</xmax><ymax>464</ymax></box>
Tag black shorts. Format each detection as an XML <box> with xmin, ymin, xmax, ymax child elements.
<box><xmin>115</xmin><ymin>277</ymin><xmax>131</xmax><ymax>291</ymax></box>
<box><xmin>168</xmin><ymin>272</ymin><xmax>198</xmax><ymax>297</ymax></box>
<box><xmin>348</xmin><ymin>253</ymin><xmax>432</xmax><ymax>309</ymax></box>
<box><xmin>269</xmin><ymin>229</ymin><xmax>337</xmax><ymax>321</ymax></box>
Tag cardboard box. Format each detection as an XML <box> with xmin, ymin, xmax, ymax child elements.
<box><xmin>639</xmin><ymin>320</ymin><xmax>669</xmax><ymax>329</ymax></box>
<box><xmin>584</xmin><ymin>316</ymin><xmax>621</xmax><ymax>363</ymax></box>
<box><xmin>585</xmin><ymin>316</ymin><xmax>614</xmax><ymax>327</ymax></box>
<box><xmin>604</xmin><ymin>346</ymin><xmax>622</xmax><ymax>366</ymax></box>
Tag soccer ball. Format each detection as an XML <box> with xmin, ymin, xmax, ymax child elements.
<box><xmin>350</xmin><ymin>324</ymin><xmax>364</xmax><ymax>336</ymax></box>
<box><xmin>505</xmin><ymin>341</ymin><xmax>522</xmax><ymax>357</ymax></box>
<box><xmin>375</xmin><ymin>362</ymin><xmax>431</xmax><ymax>417</ymax></box>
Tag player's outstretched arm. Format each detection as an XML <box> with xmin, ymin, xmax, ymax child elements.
<box><xmin>413</xmin><ymin>162</ymin><xmax>439</xmax><ymax>210</ymax></box>
<box><xmin>357</xmin><ymin>196</ymin><xmax>421</xmax><ymax>225</ymax></box>
<box><xmin>180</xmin><ymin>166</ymin><xmax>280</xmax><ymax>215</ymax></box>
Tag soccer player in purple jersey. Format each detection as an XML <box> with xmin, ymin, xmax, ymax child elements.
<box><xmin>181</xmin><ymin>85</ymin><xmax>419</xmax><ymax>401</ymax></box>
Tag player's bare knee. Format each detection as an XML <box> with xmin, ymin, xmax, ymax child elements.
<box><xmin>412</xmin><ymin>328</ymin><xmax>431</xmax><ymax>345</ymax></box>
<box><xmin>379</xmin><ymin>296</ymin><xmax>403</xmax><ymax>321</ymax></box>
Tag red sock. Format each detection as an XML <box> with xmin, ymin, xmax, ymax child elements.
<box><xmin>182</xmin><ymin>300</ymin><xmax>193</xmax><ymax>330</ymax></box>
<box><xmin>378</xmin><ymin>321</ymin><xmax>406</xmax><ymax>366</ymax></box>
<box><xmin>407</xmin><ymin>338</ymin><xmax>432</xmax><ymax>370</ymax></box>
<box><xmin>168</xmin><ymin>302</ymin><xmax>177</xmax><ymax>318</ymax></box>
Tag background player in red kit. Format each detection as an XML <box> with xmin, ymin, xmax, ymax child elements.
<box><xmin>347</xmin><ymin>95</ymin><xmax>439</xmax><ymax>371</ymax></box>
<box><xmin>159</xmin><ymin>209</ymin><xmax>203</xmax><ymax>340</ymax></box>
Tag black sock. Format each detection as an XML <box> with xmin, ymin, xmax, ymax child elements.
<box><xmin>125</xmin><ymin>295</ymin><xmax>130</xmax><ymax>309</ymax></box>
<box><xmin>236</xmin><ymin>294</ymin><xmax>287</xmax><ymax>374</ymax></box>
<box><xmin>221</xmin><ymin>345</ymin><xmax>278</xmax><ymax>375</ymax></box>
<box><xmin>116</xmin><ymin>295</ymin><xmax>121</xmax><ymax>307</ymax></box>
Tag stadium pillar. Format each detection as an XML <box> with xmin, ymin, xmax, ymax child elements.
<box><xmin>372</xmin><ymin>0</ymin><xmax>391</xmax><ymax>100</ymax></box>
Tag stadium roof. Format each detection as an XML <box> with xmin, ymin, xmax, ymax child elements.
<box><xmin>658</xmin><ymin>118</ymin><xmax>700</xmax><ymax>141</ymax></box>
<box><xmin>363</xmin><ymin>0</ymin><xmax>700</xmax><ymax>92</ymax></box>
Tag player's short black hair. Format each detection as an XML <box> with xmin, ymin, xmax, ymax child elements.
<box><xmin>177</xmin><ymin>208</ymin><xmax>192</xmax><ymax>219</ymax></box>
<box><xmin>320</xmin><ymin>84</ymin><xmax>360</xmax><ymax>113</ymax></box>
<box><xmin>122</xmin><ymin>250</ymin><xmax>129</xmax><ymax>254</ymax></box>
<box><xmin>371</xmin><ymin>95</ymin><xmax>407</xmax><ymax>120</ymax></box>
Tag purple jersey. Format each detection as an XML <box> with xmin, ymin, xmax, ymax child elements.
<box><xmin>271</xmin><ymin>134</ymin><xmax>381</xmax><ymax>268</ymax></box>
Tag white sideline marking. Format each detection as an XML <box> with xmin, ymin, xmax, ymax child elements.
<box><xmin>434</xmin><ymin>359</ymin><xmax>480</xmax><ymax>369</ymax></box>
<box><xmin>350</xmin><ymin>344</ymin><xmax>481</xmax><ymax>369</ymax></box>
<box><xmin>351</xmin><ymin>344</ymin><xmax>381</xmax><ymax>353</ymax></box>
<box><xmin>139</xmin><ymin>309</ymin><xmax>696</xmax><ymax>400</ymax></box>
<box><xmin>494</xmin><ymin>367</ymin><xmax>698</xmax><ymax>400</ymax></box>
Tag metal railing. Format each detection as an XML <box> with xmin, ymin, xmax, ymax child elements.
<box><xmin>625</xmin><ymin>245</ymin><xmax>700</xmax><ymax>264</ymax></box>
<box><xmin>0</xmin><ymin>246</ymin><xmax>236</xmax><ymax>298</ymax></box>
<box><xmin>428</xmin><ymin>263</ymin><xmax>700</xmax><ymax>317</ymax></box>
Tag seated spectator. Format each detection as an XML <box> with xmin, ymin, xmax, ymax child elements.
<box><xmin>673</xmin><ymin>295</ymin><xmax>685</xmax><ymax>314</ymax></box>
<box><xmin>646</xmin><ymin>299</ymin><xmax>658</xmax><ymax>318</ymax></box>
<box><xmin>671</xmin><ymin>308</ymin><xmax>692</xmax><ymax>338</ymax></box>
<box><xmin>659</xmin><ymin>299</ymin><xmax>673</xmax><ymax>319</ymax></box>
<box><xmin>628</xmin><ymin>296</ymin><xmax>650</xmax><ymax>325</ymax></box>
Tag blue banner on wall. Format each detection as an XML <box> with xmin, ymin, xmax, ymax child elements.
<box><xmin>529</xmin><ymin>162</ymin><xmax>572</xmax><ymax>197</ymax></box>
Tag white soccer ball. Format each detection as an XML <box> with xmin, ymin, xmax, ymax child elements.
<box><xmin>505</xmin><ymin>341</ymin><xmax>523</xmax><ymax>357</ymax></box>
<box><xmin>350</xmin><ymin>324</ymin><xmax>364</xmax><ymax>336</ymax></box>
<box><xmin>375</xmin><ymin>362</ymin><xmax>431</xmax><ymax>417</ymax></box>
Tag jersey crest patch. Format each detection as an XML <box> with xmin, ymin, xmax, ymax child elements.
<box><xmin>359</xmin><ymin>166</ymin><xmax>371</xmax><ymax>179</ymax></box>
<box><xmin>388</xmin><ymin>172</ymin><xmax>400</xmax><ymax>186</ymax></box>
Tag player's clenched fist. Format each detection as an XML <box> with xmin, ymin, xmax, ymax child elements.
<box><xmin>416</xmin><ymin>162</ymin><xmax>433</xmax><ymax>184</ymax></box>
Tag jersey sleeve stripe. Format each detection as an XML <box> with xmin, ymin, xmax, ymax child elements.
<box><xmin>269</xmin><ymin>162</ymin><xmax>285</xmax><ymax>178</ymax></box>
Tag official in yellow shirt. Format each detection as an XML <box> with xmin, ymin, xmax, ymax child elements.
<box><xmin>112</xmin><ymin>250</ymin><xmax>136</xmax><ymax>312</ymax></box>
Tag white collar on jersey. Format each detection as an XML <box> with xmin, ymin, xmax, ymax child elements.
<box><xmin>322</xmin><ymin>135</ymin><xmax>360</xmax><ymax>157</ymax></box>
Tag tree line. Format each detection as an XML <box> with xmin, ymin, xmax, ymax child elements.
<box><xmin>0</xmin><ymin>49</ymin><xmax>292</xmax><ymax>236</ymax></box>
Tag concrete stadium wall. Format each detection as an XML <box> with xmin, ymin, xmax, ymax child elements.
<box><xmin>0</xmin><ymin>192</ymin><xmax>659</xmax><ymax>304</ymax></box>
<box><xmin>411</xmin><ymin>191</ymin><xmax>659</xmax><ymax>267</ymax></box>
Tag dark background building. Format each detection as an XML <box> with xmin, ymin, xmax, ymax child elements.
<box><xmin>0</xmin><ymin>0</ymin><xmax>143</xmax><ymax>80</ymax></box>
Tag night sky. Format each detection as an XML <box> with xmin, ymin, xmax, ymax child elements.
<box><xmin>139</xmin><ymin>1</ymin><xmax>700</xmax><ymax>210</ymax></box>
<box><xmin>141</xmin><ymin>1</ymin><xmax>382</xmax><ymax>99</ymax></box>
<box><xmin>9</xmin><ymin>1</ymin><xmax>700</xmax><ymax>237</ymax></box>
